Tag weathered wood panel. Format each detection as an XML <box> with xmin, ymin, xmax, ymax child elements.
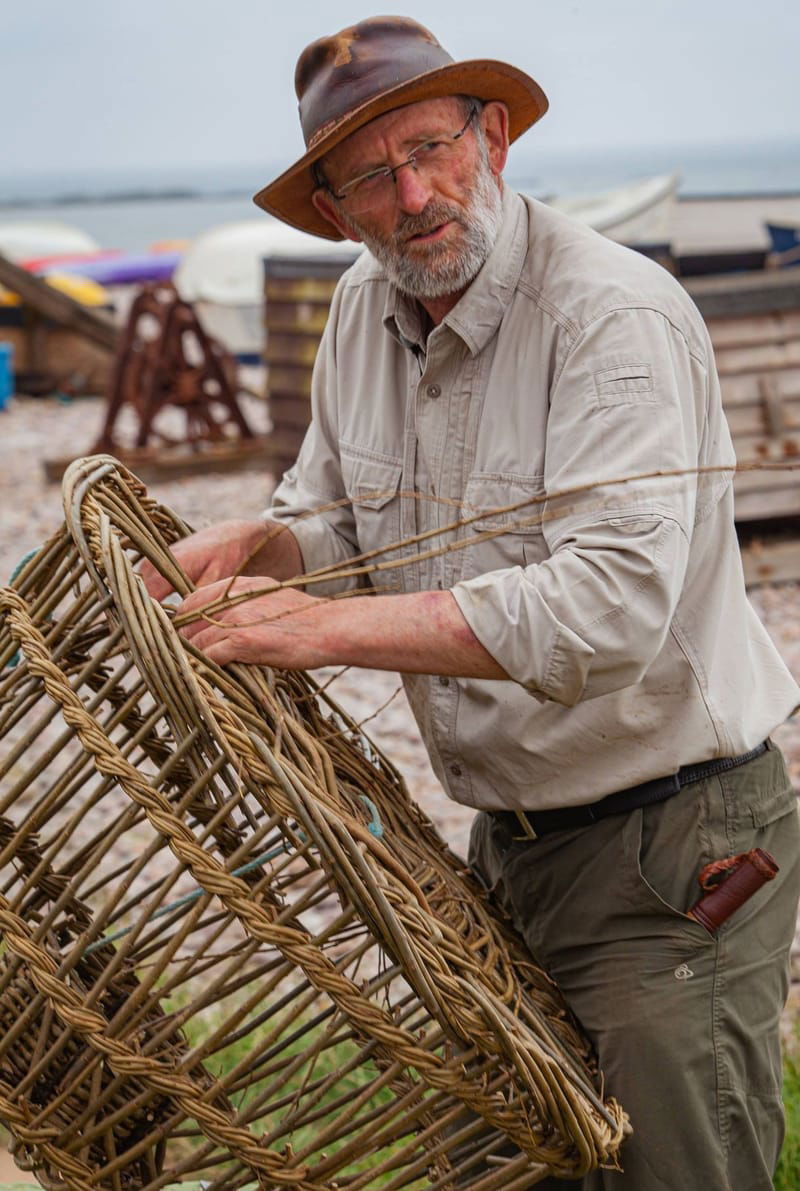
<box><xmin>690</xmin><ymin>272</ymin><xmax>800</xmax><ymax>522</ymax></box>
<box><xmin>714</xmin><ymin>339</ymin><xmax>800</xmax><ymax>376</ymax></box>
<box><xmin>43</xmin><ymin>436</ymin><xmax>288</xmax><ymax>485</ymax></box>
<box><xmin>0</xmin><ymin>321</ymin><xmax>112</xmax><ymax>394</ymax></box>
<box><xmin>686</xmin><ymin>269</ymin><xmax>800</xmax><ymax>318</ymax></box>
<box><xmin>741</xmin><ymin>538</ymin><xmax>800</xmax><ymax>587</ymax></box>
<box><xmin>705</xmin><ymin>310</ymin><xmax>800</xmax><ymax>348</ymax></box>
<box><xmin>263</xmin><ymin>255</ymin><xmax>355</xmax><ymax>473</ymax></box>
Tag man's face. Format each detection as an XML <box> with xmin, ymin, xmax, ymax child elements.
<box><xmin>315</xmin><ymin>98</ymin><xmax>507</xmax><ymax>301</ymax></box>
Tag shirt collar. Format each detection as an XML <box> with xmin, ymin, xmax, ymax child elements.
<box><xmin>382</xmin><ymin>186</ymin><xmax>529</xmax><ymax>357</ymax></box>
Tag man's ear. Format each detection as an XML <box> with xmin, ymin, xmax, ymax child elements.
<box><xmin>480</xmin><ymin>101</ymin><xmax>510</xmax><ymax>177</ymax></box>
<box><xmin>311</xmin><ymin>190</ymin><xmax>363</xmax><ymax>243</ymax></box>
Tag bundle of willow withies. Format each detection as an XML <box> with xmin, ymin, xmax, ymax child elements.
<box><xmin>0</xmin><ymin>455</ymin><xmax>628</xmax><ymax>1190</ymax></box>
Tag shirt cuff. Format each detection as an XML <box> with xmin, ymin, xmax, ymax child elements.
<box><xmin>451</xmin><ymin>569</ymin><xmax>596</xmax><ymax>706</ymax></box>
<box><xmin>264</xmin><ymin>506</ymin><xmax>363</xmax><ymax>598</ymax></box>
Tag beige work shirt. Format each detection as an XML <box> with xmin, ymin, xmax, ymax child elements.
<box><xmin>266</xmin><ymin>187</ymin><xmax>799</xmax><ymax>811</ymax></box>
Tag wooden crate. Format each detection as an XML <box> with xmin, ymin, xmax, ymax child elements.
<box><xmin>0</xmin><ymin>307</ymin><xmax>113</xmax><ymax>396</ymax></box>
<box><xmin>263</xmin><ymin>255</ymin><xmax>356</xmax><ymax>474</ymax></box>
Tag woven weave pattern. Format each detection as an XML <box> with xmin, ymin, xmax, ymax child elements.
<box><xmin>0</xmin><ymin>456</ymin><xmax>628</xmax><ymax>1189</ymax></box>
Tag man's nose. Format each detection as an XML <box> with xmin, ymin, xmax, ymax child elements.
<box><xmin>393</xmin><ymin>162</ymin><xmax>434</xmax><ymax>214</ymax></box>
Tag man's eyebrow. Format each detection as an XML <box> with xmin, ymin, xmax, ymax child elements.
<box><xmin>344</xmin><ymin>124</ymin><xmax>454</xmax><ymax>174</ymax></box>
<box><xmin>398</xmin><ymin>126</ymin><xmax>450</xmax><ymax>149</ymax></box>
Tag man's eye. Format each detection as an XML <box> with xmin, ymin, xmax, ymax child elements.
<box><xmin>358</xmin><ymin>167</ymin><xmax>393</xmax><ymax>188</ymax></box>
<box><xmin>414</xmin><ymin>139</ymin><xmax>445</xmax><ymax>156</ymax></box>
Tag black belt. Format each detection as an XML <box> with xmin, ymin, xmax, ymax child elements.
<box><xmin>493</xmin><ymin>742</ymin><xmax>769</xmax><ymax>840</ymax></box>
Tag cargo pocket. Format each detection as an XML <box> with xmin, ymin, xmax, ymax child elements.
<box><xmin>340</xmin><ymin>448</ymin><xmax>403</xmax><ymax>576</ymax></box>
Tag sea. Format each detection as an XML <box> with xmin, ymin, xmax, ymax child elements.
<box><xmin>2</xmin><ymin>138</ymin><xmax>799</xmax><ymax>253</ymax></box>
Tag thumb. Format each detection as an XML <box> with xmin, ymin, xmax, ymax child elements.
<box><xmin>139</xmin><ymin>558</ymin><xmax>175</xmax><ymax>602</ymax></box>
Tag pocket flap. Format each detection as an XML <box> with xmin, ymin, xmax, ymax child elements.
<box><xmin>463</xmin><ymin>473</ymin><xmax>545</xmax><ymax>533</ymax></box>
<box><xmin>341</xmin><ymin>450</ymin><xmax>402</xmax><ymax>510</ymax></box>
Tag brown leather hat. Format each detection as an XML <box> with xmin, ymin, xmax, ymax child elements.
<box><xmin>253</xmin><ymin>16</ymin><xmax>548</xmax><ymax>240</ymax></box>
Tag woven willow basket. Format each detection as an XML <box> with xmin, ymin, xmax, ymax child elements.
<box><xmin>0</xmin><ymin>456</ymin><xmax>628</xmax><ymax>1190</ymax></box>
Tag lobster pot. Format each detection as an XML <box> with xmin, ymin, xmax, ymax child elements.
<box><xmin>0</xmin><ymin>456</ymin><xmax>627</xmax><ymax>1190</ymax></box>
<box><xmin>264</xmin><ymin>256</ymin><xmax>356</xmax><ymax>478</ymax></box>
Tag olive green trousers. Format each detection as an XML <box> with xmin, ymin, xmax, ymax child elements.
<box><xmin>468</xmin><ymin>741</ymin><xmax>800</xmax><ymax>1190</ymax></box>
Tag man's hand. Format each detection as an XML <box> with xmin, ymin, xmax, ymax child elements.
<box><xmin>140</xmin><ymin>519</ymin><xmax>304</xmax><ymax>602</ymax></box>
<box><xmin>176</xmin><ymin>577</ymin><xmax>328</xmax><ymax>669</ymax></box>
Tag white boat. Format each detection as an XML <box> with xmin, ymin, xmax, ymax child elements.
<box><xmin>546</xmin><ymin>171</ymin><xmax>680</xmax><ymax>245</ymax></box>
<box><xmin>174</xmin><ymin>218</ymin><xmax>359</xmax><ymax>306</ymax></box>
<box><xmin>0</xmin><ymin>220</ymin><xmax>100</xmax><ymax>262</ymax></box>
<box><xmin>173</xmin><ymin>219</ymin><xmax>360</xmax><ymax>358</ymax></box>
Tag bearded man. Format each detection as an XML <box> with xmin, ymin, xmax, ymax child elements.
<box><xmin>143</xmin><ymin>17</ymin><xmax>800</xmax><ymax>1188</ymax></box>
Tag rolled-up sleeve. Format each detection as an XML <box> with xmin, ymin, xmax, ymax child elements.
<box><xmin>452</xmin><ymin>306</ymin><xmax>722</xmax><ymax>706</ymax></box>
<box><xmin>264</xmin><ymin>283</ymin><xmax>363</xmax><ymax>597</ymax></box>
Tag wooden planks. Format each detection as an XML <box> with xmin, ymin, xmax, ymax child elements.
<box><xmin>0</xmin><ymin>253</ymin><xmax>119</xmax><ymax>352</ymax></box>
<box><xmin>687</xmin><ymin>270</ymin><xmax>800</xmax><ymax>522</ymax></box>
<box><xmin>263</xmin><ymin>254</ymin><xmax>356</xmax><ymax>472</ymax></box>
<box><xmin>741</xmin><ymin>537</ymin><xmax>800</xmax><ymax>587</ymax></box>
<box><xmin>42</xmin><ymin>436</ymin><xmax>291</xmax><ymax>485</ymax></box>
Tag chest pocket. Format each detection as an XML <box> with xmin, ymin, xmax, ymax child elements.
<box><xmin>461</xmin><ymin>473</ymin><xmax>548</xmax><ymax>580</ymax></box>
<box><xmin>340</xmin><ymin>449</ymin><xmax>403</xmax><ymax>583</ymax></box>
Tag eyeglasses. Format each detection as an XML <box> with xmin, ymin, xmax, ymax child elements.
<box><xmin>322</xmin><ymin>106</ymin><xmax>478</xmax><ymax>215</ymax></box>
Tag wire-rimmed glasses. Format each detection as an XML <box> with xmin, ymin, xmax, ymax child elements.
<box><xmin>320</xmin><ymin>106</ymin><xmax>478</xmax><ymax>215</ymax></box>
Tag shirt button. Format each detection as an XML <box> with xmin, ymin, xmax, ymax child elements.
<box><xmin>438</xmin><ymin>675</ymin><xmax>450</xmax><ymax>687</ymax></box>
<box><xmin>450</xmin><ymin>763</ymin><xmax>462</xmax><ymax>777</ymax></box>
<box><xmin>426</xmin><ymin>383</ymin><xmax>441</xmax><ymax>399</ymax></box>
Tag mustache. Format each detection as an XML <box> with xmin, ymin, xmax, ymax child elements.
<box><xmin>394</xmin><ymin>203</ymin><xmax>463</xmax><ymax>244</ymax></box>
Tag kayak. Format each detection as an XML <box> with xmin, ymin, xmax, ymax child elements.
<box><xmin>45</xmin><ymin>251</ymin><xmax>183</xmax><ymax>285</ymax></box>
<box><xmin>174</xmin><ymin>219</ymin><xmax>359</xmax><ymax>305</ymax></box>
<box><xmin>0</xmin><ymin>272</ymin><xmax>109</xmax><ymax>307</ymax></box>
<box><xmin>0</xmin><ymin>220</ymin><xmax>100</xmax><ymax>262</ymax></box>
<box><xmin>22</xmin><ymin>250</ymin><xmax>121</xmax><ymax>272</ymax></box>
<box><xmin>546</xmin><ymin>172</ymin><xmax>680</xmax><ymax>245</ymax></box>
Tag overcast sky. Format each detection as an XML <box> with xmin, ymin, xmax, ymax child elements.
<box><xmin>4</xmin><ymin>0</ymin><xmax>799</xmax><ymax>186</ymax></box>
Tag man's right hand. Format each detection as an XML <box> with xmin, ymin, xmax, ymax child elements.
<box><xmin>140</xmin><ymin>518</ymin><xmax>304</xmax><ymax>602</ymax></box>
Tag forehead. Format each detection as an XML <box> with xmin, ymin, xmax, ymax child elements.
<box><xmin>322</xmin><ymin>96</ymin><xmax>465</xmax><ymax>173</ymax></box>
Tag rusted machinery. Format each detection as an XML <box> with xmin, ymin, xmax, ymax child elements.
<box><xmin>94</xmin><ymin>282</ymin><xmax>255</xmax><ymax>454</ymax></box>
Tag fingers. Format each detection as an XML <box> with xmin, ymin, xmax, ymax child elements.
<box><xmin>182</xmin><ymin>617</ymin><xmax>272</xmax><ymax>667</ymax></box>
<box><xmin>139</xmin><ymin>558</ymin><xmax>174</xmax><ymax>602</ymax></box>
<box><xmin>182</xmin><ymin>623</ymin><xmax>233</xmax><ymax>656</ymax></box>
<box><xmin>178</xmin><ymin>578</ymin><xmax>280</xmax><ymax>624</ymax></box>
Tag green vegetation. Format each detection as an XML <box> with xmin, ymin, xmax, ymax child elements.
<box><xmin>169</xmin><ymin>990</ymin><xmax>427</xmax><ymax>1187</ymax></box>
<box><xmin>775</xmin><ymin>1048</ymin><xmax>800</xmax><ymax>1190</ymax></box>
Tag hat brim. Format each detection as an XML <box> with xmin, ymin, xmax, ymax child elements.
<box><xmin>253</xmin><ymin>59</ymin><xmax>548</xmax><ymax>240</ymax></box>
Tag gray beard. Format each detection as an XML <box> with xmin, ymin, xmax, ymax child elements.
<box><xmin>343</xmin><ymin>150</ymin><xmax>503</xmax><ymax>300</ymax></box>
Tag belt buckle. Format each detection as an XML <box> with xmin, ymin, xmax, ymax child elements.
<box><xmin>512</xmin><ymin>810</ymin><xmax>538</xmax><ymax>841</ymax></box>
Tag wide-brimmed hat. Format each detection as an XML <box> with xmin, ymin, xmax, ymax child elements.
<box><xmin>253</xmin><ymin>16</ymin><xmax>549</xmax><ymax>240</ymax></box>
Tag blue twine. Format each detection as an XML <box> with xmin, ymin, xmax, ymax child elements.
<box><xmin>85</xmin><ymin>799</ymin><xmax>384</xmax><ymax>954</ymax></box>
<box><xmin>85</xmin><ymin>842</ymin><xmax>291</xmax><ymax>955</ymax></box>
<box><xmin>359</xmin><ymin>795</ymin><xmax>384</xmax><ymax>838</ymax></box>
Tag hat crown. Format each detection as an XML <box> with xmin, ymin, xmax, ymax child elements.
<box><xmin>296</xmin><ymin>17</ymin><xmax>455</xmax><ymax>149</ymax></box>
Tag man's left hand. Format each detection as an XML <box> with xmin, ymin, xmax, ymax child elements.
<box><xmin>175</xmin><ymin>577</ymin><xmax>330</xmax><ymax>669</ymax></box>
